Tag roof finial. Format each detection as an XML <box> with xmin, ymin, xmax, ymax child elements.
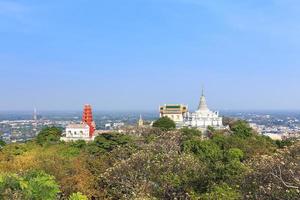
<box><xmin>198</xmin><ymin>85</ymin><xmax>209</xmax><ymax>111</ymax></box>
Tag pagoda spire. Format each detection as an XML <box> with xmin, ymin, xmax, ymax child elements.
<box><xmin>198</xmin><ymin>86</ymin><xmax>209</xmax><ymax>111</ymax></box>
<box><xmin>82</xmin><ymin>104</ymin><xmax>96</xmax><ymax>137</ymax></box>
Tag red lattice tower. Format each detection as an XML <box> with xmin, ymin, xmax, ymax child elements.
<box><xmin>82</xmin><ymin>104</ymin><xmax>96</xmax><ymax>137</ymax></box>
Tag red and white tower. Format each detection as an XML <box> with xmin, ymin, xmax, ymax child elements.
<box><xmin>82</xmin><ymin>104</ymin><xmax>96</xmax><ymax>137</ymax></box>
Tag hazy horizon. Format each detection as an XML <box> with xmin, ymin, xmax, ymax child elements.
<box><xmin>1</xmin><ymin>109</ymin><xmax>300</xmax><ymax>113</ymax></box>
<box><xmin>1</xmin><ymin>0</ymin><xmax>300</xmax><ymax>111</ymax></box>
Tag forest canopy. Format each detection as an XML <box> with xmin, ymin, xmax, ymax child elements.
<box><xmin>0</xmin><ymin>120</ymin><xmax>299</xmax><ymax>200</ymax></box>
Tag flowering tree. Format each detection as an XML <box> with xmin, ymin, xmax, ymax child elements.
<box><xmin>243</xmin><ymin>142</ymin><xmax>300</xmax><ymax>199</ymax></box>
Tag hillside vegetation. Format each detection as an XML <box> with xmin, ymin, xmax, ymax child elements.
<box><xmin>0</xmin><ymin>121</ymin><xmax>299</xmax><ymax>200</ymax></box>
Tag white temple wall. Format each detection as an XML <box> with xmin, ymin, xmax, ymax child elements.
<box><xmin>66</xmin><ymin>127</ymin><xmax>89</xmax><ymax>138</ymax></box>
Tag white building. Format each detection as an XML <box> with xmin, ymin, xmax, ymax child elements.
<box><xmin>184</xmin><ymin>90</ymin><xmax>223</xmax><ymax>130</ymax></box>
<box><xmin>61</xmin><ymin>123</ymin><xmax>95</xmax><ymax>142</ymax></box>
<box><xmin>105</xmin><ymin>123</ymin><xmax>112</xmax><ymax>130</ymax></box>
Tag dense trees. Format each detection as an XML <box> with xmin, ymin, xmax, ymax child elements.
<box><xmin>153</xmin><ymin>116</ymin><xmax>176</xmax><ymax>131</ymax></box>
<box><xmin>230</xmin><ymin>120</ymin><xmax>254</xmax><ymax>138</ymax></box>
<box><xmin>86</xmin><ymin>133</ymin><xmax>135</xmax><ymax>154</ymax></box>
<box><xmin>0</xmin><ymin>123</ymin><xmax>299</xmax><ymax>199</ymax></box>
<box><xmin>36</xmin><ymin>127</ymin><xmax>62</xmax><ymax>145</ymax></box>
<box><xmin>242</xmin><ymin>142</ymin><xmax>300</xmax><ymax>200</ymax></box>
<box><xmin>180</xmin><ymin>127</ymin><xmax>202</xmax><ymax>141</ymax></box>
<box><xmin>0</xmin><ymin>171</ymin><xmax>60</xmax><ymax>200</ymax></box>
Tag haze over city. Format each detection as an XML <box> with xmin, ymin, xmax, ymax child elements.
<box><xmin>1</xmin><ymin>0</ymin><xmax>300</xmax><ymax>111</ymax></box>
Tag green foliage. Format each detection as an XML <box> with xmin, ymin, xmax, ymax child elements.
<box><xmin>211</xmin><ymin>133</ymin><xmax>228</xmax><ymax>149</ymax></box>
<box><xmin>0</xmin><ymin>119</ymin><xmax>298</xmax><ymax>200</ymax></box>
<box><xmin>59</xmin><ymin>146</ymin><xmax>81</xmax><ymax>158</ymax></box>
<box><xmin>68</xmin><ymin>192</ymin><xmax>88</xmax><ymax>200</ymax></box>
<box><xmin>1</xmin><ymin>143</ymin><xmax>32</xmax><ymax>156</ymax></box>
<box><xmin>0</xmin><ymin>173</ymin><xmax>24</xmax><ymax>199</ymax></box>
<box><xmin>0</xmin><ymin>139</ymin><xmax>6</xmax><ymax>148</ymax></box>
<box><xmin>144</xmin><ymin>134</ymin><xmax>157</xmax><ymax>144</ymax></box>
<box><xmin>200</xmin><ymin>183</ymin><xmax>242</xmax><ymax>200</ymax></box>
<box><xmin>226</xmin><ymin>148</ymin><xmax>244</xmax><ymax>162</ymax></box>
<box><xmin>153</xmin><ymin>116</ymin><xmax>176</xmax><ymax>131</ymax></box>
<box><xmin>23</xmin><ymin>171</ymin><xmax>60</xmax><ymax>200</ymax></box>
<box><xmin>275</xmin><ymin>138</ymin><xmax>294</xmax><ymax>148</ymax></box>
<box><xmin>59</xmin><ymin>140</ymin><xmax>87</xmax><ymax>158</ymax></box>
<box><xmin>183</xmin><ymin>135</ymin><xmax>248</xmax><ymax>186</ymax></box>
<box><xmin>207</xmin><ymin>126</ymin><xmax>216</xmax><ymax>138</ymax></box>
<box><xmin>0</xmin><ymin>171</ymin><xmax>60</xmax><ymax>200</ymax></box>
<box><xmin>183</xmin><ymin>140</ymin><xmax>222</xmax><ymax>163</ymax></box>
<box><xmin>211</xmin><ymin>133</ymin><xmax>276</xmax><ymax>159</ymax></box>
<box><xmin>207</xmin><ymin>126</ymin><xmax>216</xmax><ymax>133</ymax></box>
<box><xmin>86</xmin><ymin>133</ymin><xmax>134</xmax><ymax>154</ymax></box>
<box><xmin>180</xmin><ymin>127</ymin><xmax>202</xmax><ymax>140</ymax></box>
<box><xmin>36</xmin><ymin>127</ymin><xmax>62</xmax><ymax>146</ymax></box>
<box><xmin>70</xmin><ymin>140</ymin><xmax>86</xmax><ymax>149</ymax></box>
<box><xmin>220</xmin><ymin>157</ymin><xmax>248</xmax><ymax>183</ymax></box>
<box><xmin>231</xmin><ymin>120</ymin><xmax>253</xmax><ymax>138</ymax></box>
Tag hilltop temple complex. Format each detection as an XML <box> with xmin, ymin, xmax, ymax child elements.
<box><xmin>160</xmin><ymin>89</ymin><xmax>224</xmax><ymax>130</ymax></box>
<box><xmin>61</xmin><ymin>89</ymin><xmax>224</xmax><ymax>142</ymax></box>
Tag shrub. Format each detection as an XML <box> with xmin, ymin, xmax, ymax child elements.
<box><xmin>0</xmin><ymin>171</ymin><xmax>60</xmax><ymax>200</ymax></box>
<box><xmin>86</xmin><ymin>133</ymin><xmax>134</xmax><ymax>154</ymax></box>
<box><xmin>231</xmin><ymin>120</ymin><xmax>253</xmax><ymax>138</ymax></box>
<box><xmin>36</xmin><ymin>127</ymin><xmax>62</xmax><ymax>146</ymax></box>
<box><xmin>153</xmin><ymin>117</ymin><xmax>176</xmax><ymax>131</ymax></box>
<box><xmin>69</xmin><ymin>192</ymin><xmax>88</xmax><ymax>200</ymax></box>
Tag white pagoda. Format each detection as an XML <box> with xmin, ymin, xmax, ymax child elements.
<box><xmin>185</xmin><ymin>89</ymin><xmax>223</xmax><ymax>130</ymax></box>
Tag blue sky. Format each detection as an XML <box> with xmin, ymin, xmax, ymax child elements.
<box><xmin>0</xmin><ymin>0</ymin><xmax>300</xmax><ymax>111</ymax></box>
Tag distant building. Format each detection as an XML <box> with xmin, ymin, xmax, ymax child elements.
<box><xmin>185</xmin><ymin>90</ymin><xmax>223</xmax><ymax>130</ymax></box>
<box><xmin>158</xmin><ymin>89</ymin><xmax>224</xmax><ymax>130</ymax></box>
<box><xmin>33</xmin><ymin>108</ymin><xmax>38</xmax><ymax>135</ymax></box>
<box><xmin>82</xmin><ymin>104</ymin><xmax>96</xmax><ymax>138</ymax></box>
<box><xmin>105</xmin><ymin>123</ymin><xmax>112</xmax><ymax>130</ymax></box>
<box><xmin>263</xmin><ymin>133</ymin><xmax>283</xmax><ymax>141</ymax></box>
<box><xmin>62</xmin><ymin>124</ymin><xmax>92</xmax><ymax>142</ymax></box>
<box><xmin>113</xmin><ymin>122</ymin><xmax>125</xmax><ymax>129</ymax></box>
<box><xmin>159</xmin><ymin>104</ymin><xmax>188</xmax><ymax>126</ymax></box>
<box><xmin>61</xmin><ymin>104</ymin><xmax>97</xmax><ymax>142</ymax></box>
<box><xmin>33</xmin><ymin>108</ymin><xmax>37</xmax><ymax>121</ymax></box>
<box><xmin>138</xmin><ymin>115</ymin><xmax>144</xmax><ymax>127</ymax></box>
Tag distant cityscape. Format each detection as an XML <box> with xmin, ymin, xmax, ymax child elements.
<box><xmin>228</xmin><ymin>111</ymin><xmax>300</xmax><ymax>140</ymax></box>
<box><xmin>1</xmin><ymin>109</ymin><xmax>299</xmax><ymax>143</ymax></box>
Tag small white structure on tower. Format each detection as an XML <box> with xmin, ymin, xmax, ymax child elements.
<box><xmin>185</xmin><ymin>88</ymin><xmax>223</xmax><ymax>130</ymax></box>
